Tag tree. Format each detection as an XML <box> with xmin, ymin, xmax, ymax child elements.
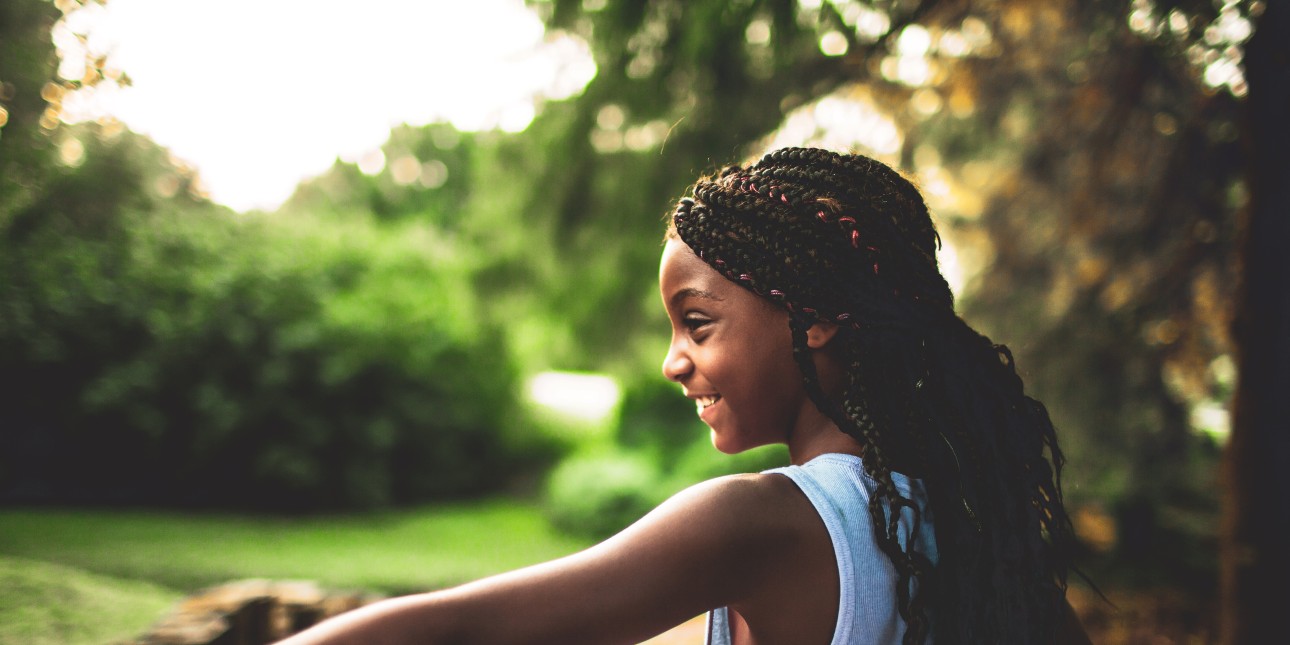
<box><xmin>0</xmin><ymin>0</ymin><xmax>66</xmax><ymax>220</ymax></box>
<box><xmin>1221</xmin><ymin>0</ymin><xmax>1290</xmax><ymax>641</ymax></box>
<box><xmin>0</xmin><ymin>0</ymin><xmax>132</xmax><ymax>223</ymax></box>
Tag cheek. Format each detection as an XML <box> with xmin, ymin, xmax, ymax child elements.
<box><xmin>728</xmin><ymin>333</ymin><xmax>803</xmax><ymax>412</ymax></box>
<box><xmin>754</xmin><ymin>325</ymin><xmax>801</xmax><ymax>382</ymax></box>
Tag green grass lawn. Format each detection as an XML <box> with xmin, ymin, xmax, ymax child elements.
<box><xmin>0</xmin><ymin>555</ymin><xmax>182</xmax><ymax>645</ymax></box>
<box><xmin>0</xmin><ymin>499</ymin><xmax>594</xmax><ymax>644</ymax></box>
<box><xmin>0</xmin><ymin>499</ymin><xmax>593</xmax><ymax>594</ymax></box>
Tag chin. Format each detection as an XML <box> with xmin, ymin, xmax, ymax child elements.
<box><xmin>709</xmin><ymin>431</ymin><xmax>738</xmax><ymax>455</ymax></box>
<box><xmin>709</xmin><ymin>430</ymin><xmax>760</xmax><ymax>456</ymax></box>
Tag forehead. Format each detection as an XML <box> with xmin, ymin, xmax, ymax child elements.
<box><xmin>659</xmin><ymin>239</ymin><xmax>722</xmax><ymax>295</ymax></box>
<box><xmin>659</xmin><ymin>238</ymin><xmax>766</xmax><ymax>311</ymax></box>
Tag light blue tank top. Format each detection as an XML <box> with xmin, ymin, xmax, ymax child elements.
<box><xmin>704</xmin><ymin>453</ymin><xmax>937</xmax><ymax>645</ymax></box>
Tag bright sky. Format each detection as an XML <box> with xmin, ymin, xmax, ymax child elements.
<box><xmin>61</xmin><ymin>0</ymin><xmax>595</xmax><ymax>211</ymax></box>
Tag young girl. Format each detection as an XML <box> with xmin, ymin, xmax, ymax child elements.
<box><xmin>280</xmin><ymin>148</ymin><xmax>1088</xmax><ymax>644</ymax></box>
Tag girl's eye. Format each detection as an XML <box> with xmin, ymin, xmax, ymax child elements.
<box><xmin>683</xmin><ymin>315</ymin><xmax>711</xmax><ymax>332</ymax></box>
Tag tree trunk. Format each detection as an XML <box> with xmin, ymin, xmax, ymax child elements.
<box><xmin>1221</xmin><ymin>2</ymin><xmax>1290</xmax><ymax>643</ymax></box>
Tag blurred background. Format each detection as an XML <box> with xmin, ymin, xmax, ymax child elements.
<box><xmin>0</xmin><ymin>0</ymin><xmax>1275</xmax><ymax>643</ymax></box>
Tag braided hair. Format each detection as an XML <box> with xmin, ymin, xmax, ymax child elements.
<box><xmin>669</xmin><ymin>148</ymin><xmax>1076</xmax><ymax>644</ymax></box>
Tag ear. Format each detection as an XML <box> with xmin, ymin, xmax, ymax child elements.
<box><xmin>805</xmin><ymin>321</ymin><xmax>840</xmax><ymax>349</ymax></box>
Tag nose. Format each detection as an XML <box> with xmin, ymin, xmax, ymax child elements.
<box><xmin>661</xmin><ymin>340</ymin><xmax>693</xmax><ymax>382</ymax></box>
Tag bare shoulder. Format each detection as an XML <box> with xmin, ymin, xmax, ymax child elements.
<box><xmin>606</xmin><ymin>472</ymin><xmax>823</xmax><ymax>589</ymax></box>
<box><xmin>639</xmin><ymin>472</ymin><xmax>817</xmax><ymax>542</ymax></box>
<box><xmin>628</xmin><ymin>472</ymin><xmax>839</xmax><ymax>643</ymax></box>
<box><xmin>663</xmin><ymin>472</ymin><xmax>807</xmax><ymax>511</ymax></box>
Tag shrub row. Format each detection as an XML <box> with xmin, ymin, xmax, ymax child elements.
<box><xmin>1</xmin><ymin>195</ymin><xmax>531</xmax><ymax>510</ymax></box>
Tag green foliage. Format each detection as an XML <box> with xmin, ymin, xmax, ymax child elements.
<box><xmin>667</xmin><ymin>441</ymin><xmax>789</xmax><ymax>487</ymax></box>
<box><xmin>1</xmin><ymin>4</ymin><xmax>560</xmax><ymax>514</ymax></box>
<box><xmin>541</xmin><ymin>440</ymin><xmax>791</xmax><ymax>540</ymax></box>
<box><xmin>539</xmin><ymin>371</ymin><xmax>793</xmax><ymax>540</ymax></box>
<box><xmin>543</xmin><ymin>449</ymin><xmax>663</xmax><ymax>539</ymax></box>
<box><xmin>1</xmin><ymin>127</ymin><xmax>532</xmax><ymax>510</ymax></box>
<box><xmin>0</xmin><ymin>0</ymin><xmax>61</xmax><ymax>221</ymax></box>
<box><xmin>283</xmin><ymin>124</ymin><xmax>478</xmax><ymax>227</ymax></box>
<box><xmin>541</xmin><ymin>374</ymin><xmax>789</xmax><ymax>539</ymax></box>
<box><xmin>541</xmin><ymin>368</ymin><xmax>788</xmax><ymax>539</ymax></box>
<box><xmin>614</xmin><ymin>374</ymin><xmax>706</xmax><ymax>462</ymax></box>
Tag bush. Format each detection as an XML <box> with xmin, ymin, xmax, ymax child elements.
<box><xmin>541</xmin><ymin>435</ymin><xmax>791</xmax><ymax>540</ymax></box>
<box><xmin>540</xmin><ymin>367</ymin><xmax>794</xmax><ymax>539</ymax></box>
<box><xmin>543</xmin><ymin>450</ymin><xmax>663</xmax><ymax>539</ymax></box>
<box><xmin>0</xmin><ymin>165</ymin><xmax>530</xmax><ymax>509</ymax></box>
<box><xmin>614</xmin><ymin>374</ymin><xmax>705</xmax><ymax>463</ymax></box>
<box><xmin>666</xmin><ymin>440</ymin><xmax>790</xmax><ymax>488</ymax></box>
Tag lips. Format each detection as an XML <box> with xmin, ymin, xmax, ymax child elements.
<box><xmin>695</xmin><ymin>394</ymin><xmax>722</xmax><ymax>413</ymax></box>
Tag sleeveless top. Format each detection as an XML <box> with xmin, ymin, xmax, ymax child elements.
<box><xmin>704</xmin><ymin>453</ymin><xmax>938</xmax><ymax>645</ymax></box>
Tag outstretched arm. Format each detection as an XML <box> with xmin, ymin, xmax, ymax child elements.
<box><xmin>276</xmin><ymin>475</ymin><xmax>793</xmax><ymax>645</ymax></box>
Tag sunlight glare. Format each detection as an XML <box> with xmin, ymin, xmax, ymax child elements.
<box><xmin>390</xmin><ymin>155</ymin><xmax>422</xmax><ymax>186</ymax></box>
<box><xmin>938</xmin><ymin>30</ymin><xmax>969</xmax><ymax>57</ymax></box>
<box><xmin>61</xmin><ymin>0</ymin><xmax>596</xmax><ymax>212</ymax></box>
<box><xmin>499</xmin><ymin>102</ymin><xmax>537</xmax><ymax>133</ymax></box>
<box><xmin>58</xmin><ymin>137</ymin><xmax>85</xmax><ymax>167</ymax></box>
<box><xmin>420</xmin><ymin>160</ymin><xmax>449</xmax><ymax>188</ymax></box>
<box><xmin>852</xmin><ymin>6</ymin><xmax>892</xmax><ymax>42</ymax></box>
<box><xmin>897</xmin><ymin>25</ymin><xmax>932</xmax><ymax>57</ymax></box>
<box><xmin>763</xmin><ymin>91</ymin><xmax>901</xmax><ymax>161</ymax></box>
<box><xmin>819</xmin><ymin>31</ymin><xmax>850</xmax><ymax>57</ymax></box>
<box><xmin>596</xmin><ymin>104</ymin><xmax>626</xmax><ymax>130</ymax></box>
<box><xmin>1191</xmin><ymin>401</ymin><xmax>1230</xmax><ymax>443</ymax></box>
<box><xmin>527</xmin><ymin>371</ymin><xmax>622</xmax><ymax>424</ymax></box>
<box><xmin>357</xmin><ymin>150</ymin><xmax>386</xmax><ymax>176</ymax></box>
<box><xmin>911</xmin><ymin>88</ymin><xmax>943</xmax><ymax>117</ymax></box>
<box><xmin>936</xmin><ymin>237</ymin><xmax>965</xmax><ymax>299</ymax></box>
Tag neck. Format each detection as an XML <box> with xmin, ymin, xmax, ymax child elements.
<box><xmin>786</xmin><ymin>404</ymin><xmax>865</xmax><ymax>465</ymax></box>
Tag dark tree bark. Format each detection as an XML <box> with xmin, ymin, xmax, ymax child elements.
<box><xmin>1221</xmin><ymin>2</ymin><xmax>1290</xmax><ymax>642</ymax></box>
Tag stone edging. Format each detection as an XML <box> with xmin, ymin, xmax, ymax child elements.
<box><xmin>120</xmin><ymin>579</ymin><xmax>383</xmax><ymax>645</ymax></box>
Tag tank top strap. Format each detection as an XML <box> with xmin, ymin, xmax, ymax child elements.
<box><xmin>703</xmin><ymin>453</ymin><xmax>936</xmax><ymax>645</ymax></box>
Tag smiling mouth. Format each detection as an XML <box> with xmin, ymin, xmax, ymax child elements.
<box><xmin>696</xmin><ymin>395</ymin><xmax>722</xmax><ymax>412</ymax></box>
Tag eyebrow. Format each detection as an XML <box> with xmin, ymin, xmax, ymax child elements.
<box><xmin>670</xmin><ymin>287</ymin><xmax>724</xmax><ymax>308</ymax></box>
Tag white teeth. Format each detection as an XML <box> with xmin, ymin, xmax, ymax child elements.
<box><xmin>696</xmin><ymin>395</ymin><xmax>721</xmax><ymax>410</ymax></box>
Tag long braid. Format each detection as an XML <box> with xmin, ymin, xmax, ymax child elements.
<box><xmin>788</xmin><ymin>312</ymin><xmax>927</xmax><ymax>620</ymax></box>
<box><xmin>670</xmin><ymin>148</ymin><xmax>1075</xmax><ymax>643</ymax></box>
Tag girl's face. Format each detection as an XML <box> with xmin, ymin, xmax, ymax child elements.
<box><xmin>659</xmin><ymin>238</ymin><xmax>814</xmax><ymax>454</ymax></box>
